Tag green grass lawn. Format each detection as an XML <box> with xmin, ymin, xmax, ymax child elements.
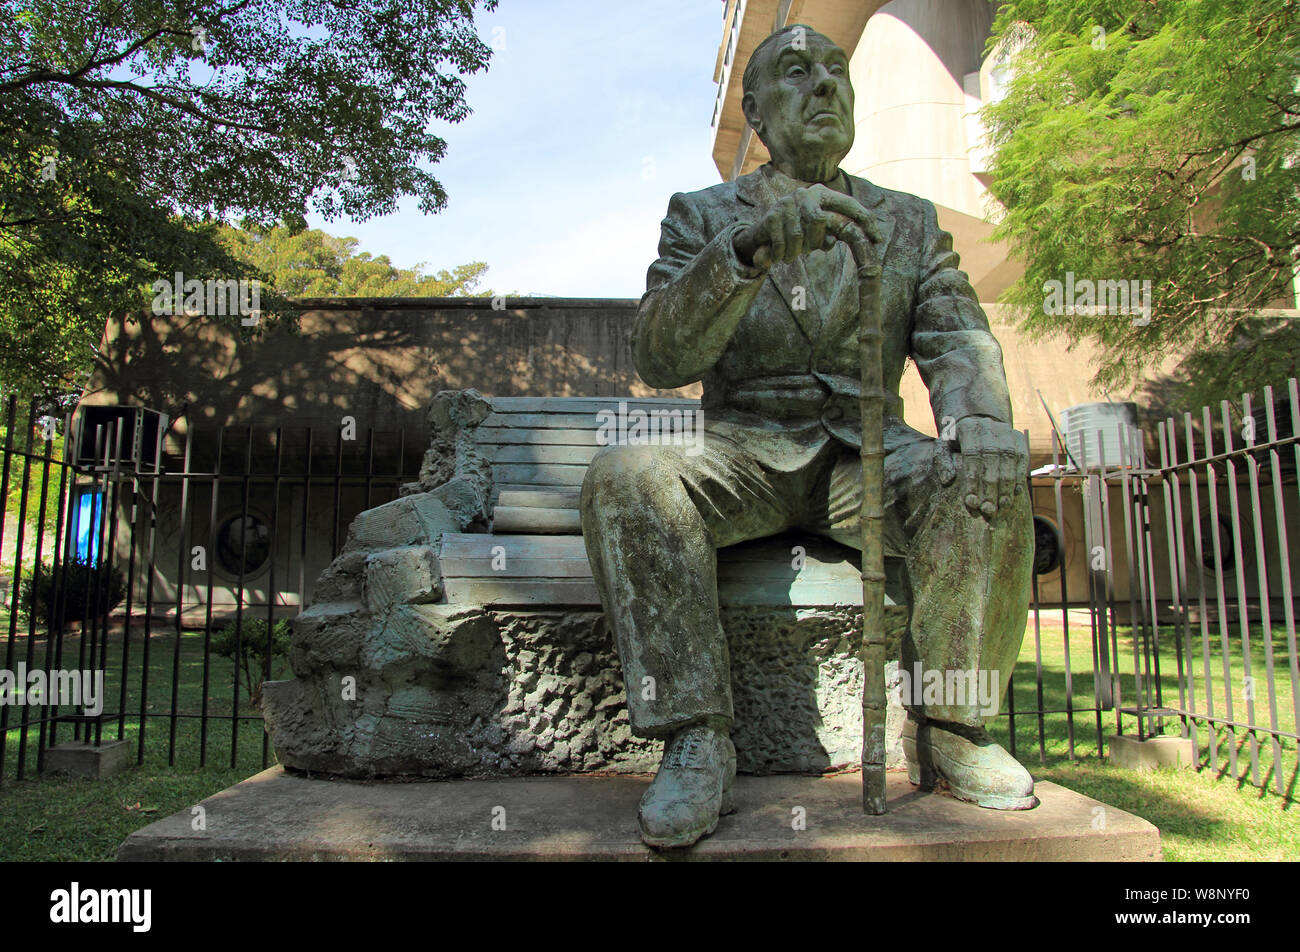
<box><xmin>988</xmin><ymin>616</ymin><xmax>1299</xmax><ymax>862</ymax></box>
<box><xmin>1</xmin><ymin>616</ymin><xmax>1297</xmax><ymax>862</ymax></box>
<box><xmin>0</xmin><ymin>624</ymin><xmax>281</xmax><ymax>861</ymax></box>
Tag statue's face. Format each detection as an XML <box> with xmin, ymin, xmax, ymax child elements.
<box><xmin>745</xmin><ymin>31</ymin><xmax>854</xmax><ymax>167</ymax></box>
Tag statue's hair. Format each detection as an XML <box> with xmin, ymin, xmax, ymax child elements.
<box><xmin>741</xmin><ymin>24</ymin><xmax>835</xmax><ymax>97</ymax></box>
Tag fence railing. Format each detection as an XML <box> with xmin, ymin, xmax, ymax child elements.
<box><xmin>1</xmin><ymin>384</ymin><xmax>1296</xmax><ymax>802</ymax></box>
<box><xmin>1145</xmin><ymin>382</ymin><xmax>1300</xmax><ymax>796</ymax></box>
<box><xmin>1</xmin><ymin>395</ymin><xmax>419</xmax><ymax>781</ymax></box>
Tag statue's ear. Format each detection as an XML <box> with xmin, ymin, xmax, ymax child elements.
<box><xmin>741</xmin><ymin>91</ymin><xmax>763</xmax><ymax>137</ymax></box>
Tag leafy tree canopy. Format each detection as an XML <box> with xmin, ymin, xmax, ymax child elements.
<box><xmin>1</xmin><ymin>0</ymin><xmax>498</xmax><ymax>402</ymax></box>
<box><xmin>217</xmin><ymin>225</ymin><xmax>489</xmax><ymax>298</ymax></box>
<box><xmin>984</xmin><ymin>0</ymin><xmax>1299</xmax><ymax>413</ymax></box>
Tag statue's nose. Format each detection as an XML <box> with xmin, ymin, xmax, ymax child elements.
<box><xmin>811</xmin><ymin>64</ymin><xmax>837</xmax><ymax>96</ymax></box>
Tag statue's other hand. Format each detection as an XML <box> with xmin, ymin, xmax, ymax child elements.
<box><xmin>952</xmin><ymin>417</ymin><xmax>1028</xmax><ymax>519</ymax></box>
<box><xmin>734</xmin><ymin>184</ymin><xmax>880</xmax><ymax>270</ymax></box>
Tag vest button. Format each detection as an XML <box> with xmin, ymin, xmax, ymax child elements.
<box><xmin>824</xmin><ymin>406</ymin><xmax>843</xmax><ymax>421</ymax></box>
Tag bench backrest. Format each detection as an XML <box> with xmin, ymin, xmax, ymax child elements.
<box><xmin>477</xmin><ymin>396</ymin><xmax>701</xmax><ymax>534</ymax></box>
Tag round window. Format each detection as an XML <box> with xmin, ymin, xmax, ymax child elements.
<box><xmin>215</xmin><ymin>513</ymin><xmax>271</xmax><ymax>577</ymax></box>
<box><xmin>1197</xmin><ymin>513</ymin><xmax>1236</xmax><ymax>572</ymax></box>
<box><xmin>1032</xmin><ymin>515</ymin><xmax>1063</xmax><ymax>576</ymax></box>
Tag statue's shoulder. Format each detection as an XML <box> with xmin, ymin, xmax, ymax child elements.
<box><xmin>843</xmin><ymin>172</ymin><xmax>930</xmax><ymax>216</ymax></box>
<box><xmin>668</xmin><ymin>177</ymin><xmax>744</xmax><ymax>213</ymax></box>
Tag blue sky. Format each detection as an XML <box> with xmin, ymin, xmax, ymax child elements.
<box><xmin>304</xmin><ymin>0</ymin><xmax>729</xmax><ymax>298</ymax></box>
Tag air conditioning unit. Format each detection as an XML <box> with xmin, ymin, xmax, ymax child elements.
<box><xmin>74</xmin><ymin>406</ymin><xmax>169</xmax><ymax>472</ymax></box>
<box><xmin>1058</xmin><ymin>402</ymin><xmax>1141</xmax><ymax>470</ymax></box>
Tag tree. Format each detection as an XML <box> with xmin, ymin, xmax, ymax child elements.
<box><xmin>983</xmin><ymin>0</ymin><xmax>1299</xmax><ymax>412</ymax></box>
<box><xmin>217</xmin><ymin>225</ymin><xmax>489</xmax><ymax>298</ymax></box>
<box><xmin>0</xmin><ymin>0</ymin><xmax>498</xmax><ymax>400</ymax></box>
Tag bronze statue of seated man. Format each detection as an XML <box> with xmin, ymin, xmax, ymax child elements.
<box><xmin>580</xmin><ymin>24</ymin><xmax>1036</xmax><ymax>850</ymax></box>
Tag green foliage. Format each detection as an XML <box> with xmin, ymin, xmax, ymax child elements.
<box><xmin>209</xmin><ymin>615</ymin><xmax>292</xmax><ymax>707</ymax></box>
<box><xmin>20</xmin><ymin>557</ymin><xmax>126</xmax><ymax>630</ymax></box>
<box><xmin>0</xmin><ymin>420</ymin><xmax>65</xmax><ymax>521</ymax></box>
<box><xmin>215</xmin><ymin>225</ymin><xmax>489</xmax><ymax>298</ymax></box>
<box><xmin>984</xmin><ymin>0</ymin><xmax>1299</xmax><ymax>411</ymax></box>
<box><xmin>0</xmin><ymin>0</ymin><xmax>498</xmax><ymax>401</ymax></box>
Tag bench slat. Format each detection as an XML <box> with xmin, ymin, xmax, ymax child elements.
<box><xmin>496</xmin><ymin>490</ymin><xmax>583</xmax><ymax>509</ymax></box>
<box><xmin>440</xmin><ymin>535</ymin><xmax>861</xmax><ymax>575</ymax></box>
<box><xmin>442</xmin><ymin>557</ymin><xmax>870</xmax><ymax>587</ymax></box>
<box><xmin>478</xmin><ymin>428</ymin><xmax>602</xmax><ymax>446</ymax></box>
<box><xmin>488</xmin><ymin>396</ymin><xmax>700</xmax><ymax>414</ymax></box>
<box><xmin>441</xmin><ymin>557</ymin><xmax>594</xmax><ymax>579</ymax></box>
<box><xmin>442</xmin><ymin>578</ymin><xmax>601</xmax><ymax>605</ymax></box>
<box><xmin>492</xmin><ymin>463</ymin><xmax>589</xmax><ymax>487</ymax></box>
<box><xmin>482</xmin><ymin>412</ymin><xmax>613</xmax><ymax>430</ymax></box>
<box><xmin>441</xmin><ymin>534</ymin><xmax>589</xmax><ymax>559</ymax></box>
<box><xmin>491</xmin><ymin>506</ymin><xmax>583</xmax><ymax>534</ymax></box>
<box><xmin>491</xmin><ymin>444</ymin><xmax>603</xmax><ymax>465</ymax></box>
<box><xmin>482</xmin><ymin>408</ymin><xmax>702</xmax><ymax>430</ymax></box>
<box><xmin>493</xmin><ymin>483</ymin><xmax>582</xmax><ymax>498</ymax></box>
<box><xmin>441</xmin><ymin>578</ymin><xmax>892</xmax><ymax>608</ymax></box>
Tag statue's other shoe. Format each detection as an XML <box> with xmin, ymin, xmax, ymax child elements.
<box><xmin>638</xmin><ymin>724</ymin><xmax>736</xmax><ymax>849</ymax></box>
<box><xmin>902</xmin><ymin>716</ymin><xmax>1037</xmax><ymax>810</ymax></box>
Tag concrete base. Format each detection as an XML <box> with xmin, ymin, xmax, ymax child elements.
<box><xmin>116</xmin><ymin>766</ymin><xmax>1160</xmax><ymax>862</ymax></box>
<box><xmin>42</xmin><ymin>740</ymin><xmax>133</xmax><ymax>779</ymax></box>
<box><xmin>1107</xmin><ymin>734</ymin><xmax>1195</xmax><ymax>771</ymax></box>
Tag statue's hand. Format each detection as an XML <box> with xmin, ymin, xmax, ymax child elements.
<box><xmin>952</xmin><ymin>417</ymin><xmax>1028</xmax><ymax>519</ymax></box>
<box><xmin>733</xmin><ymin>184</ymin><xmax>880</xmax><ymax>270</ymax></box>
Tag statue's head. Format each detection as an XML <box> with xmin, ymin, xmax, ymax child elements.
<box><xmin>741</xmin><ymin>25</ymin><xmax>854</xmax><ymax>175</ymax></box>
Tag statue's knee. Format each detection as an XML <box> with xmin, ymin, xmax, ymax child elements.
<box><xmin>582</xmin><ymin>443</ymin><xmax>672</xmax><ymax>505</ymax></box>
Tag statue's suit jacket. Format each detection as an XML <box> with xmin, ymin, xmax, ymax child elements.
<box><xmin>634</xmin><ymin>163</ymin><xmax>1015</xmax><ymax>474</ymax></box>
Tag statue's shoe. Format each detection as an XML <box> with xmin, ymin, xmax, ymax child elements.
<box><xmin>902</xmin><ymin>716</ymin><xmax>1037</xmax><ymax>810</ymax></box>
<box><xmin>638</xmin><ymin>724</ymin><xmax>737</xmax><ymax>849</ymax></box>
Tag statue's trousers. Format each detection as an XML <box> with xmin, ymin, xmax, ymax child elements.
<box><xmin>579</xmin><ymin>423</ymin><xmax>1033</xmax><ymax>738</ymax></box>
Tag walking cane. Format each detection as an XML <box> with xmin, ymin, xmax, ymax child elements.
<box><xmin>839</xmin><ymin>225</ymin><xmax>888</xmax><ymax>815</ymax></box>
<box><xmin>757</xmin><ymin>220</ymin><xmax>886</xmax><ymax>814</ymax></box>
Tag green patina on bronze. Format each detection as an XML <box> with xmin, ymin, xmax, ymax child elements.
<box><xmin>580</xmin><ymin>24</ymin><xmax>1038</xmax><ymax>849</ymax></box>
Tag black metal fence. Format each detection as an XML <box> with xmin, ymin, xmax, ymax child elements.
<box><xmin>1</xmin><ymin>384</ymin><xmax>1296</xmax><ymax>800</ymax></box>
<box><xmin>0</xmin><ymin>395</ymin><xmax>419</xmax><ymax>781</ymax></box>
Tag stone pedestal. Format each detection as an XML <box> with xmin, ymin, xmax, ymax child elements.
<box><xmin>1107</xmin><ymin>734</ymin><xmax>1195</xmax><ymax>771</ymax></box>
<box><xmin>42</xmin><ymin>740</ymin><xmax>133</xmax><ymax>779</ymax></box>
<box><xmin>264</xmin><ymin>604</ymin><xmax>909</xmax><ymax>779</ymax></box>
<box><xmin>116</xmin><ymin>766</ymin><xmax>1162</xmax><ymax>862</ymax></box>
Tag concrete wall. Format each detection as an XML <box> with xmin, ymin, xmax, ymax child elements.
<box><xmin>84</xmin><ymin>298</ymin><xmax>702</xmax><ymax>618</ymax></box>
<box><xmin>83</xmin><ymin>298</ymin><xmax>697</xmax><ymax>448</ymax></box>
<box><xmin>83</xmin><ymin>294</ymin><xmax>1188</xmax><ymax>474</ymax></box>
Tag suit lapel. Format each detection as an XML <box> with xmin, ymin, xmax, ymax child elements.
<box><xmin>848</xmin><ymin>173</ymin><xmax>895</xmax><ymax>268</ymax></box>
<box><xmin>811</xmin><ymin>172</ymin><xmax>898</xmax><ymax>365</ymax></box>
